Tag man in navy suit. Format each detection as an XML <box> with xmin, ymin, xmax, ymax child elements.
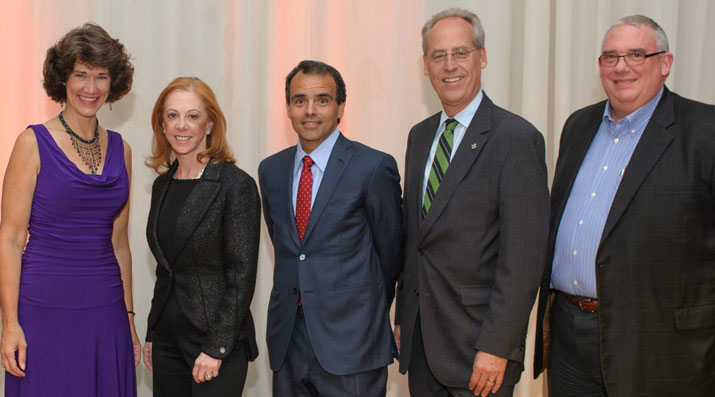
<box><xmin>258</xmin><ymin>60</ymin><xmax>404</xmax><ymax>396</ymax></box>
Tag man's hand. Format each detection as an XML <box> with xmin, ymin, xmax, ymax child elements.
<box><xmin>469</xmin><ymin>351</ymin><xmax>507</xmax><ymax>396</ymax></box>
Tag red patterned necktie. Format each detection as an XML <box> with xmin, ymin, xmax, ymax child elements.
<box><xmin>296</xmin><ymin>156</ymin><xmax>313</xmax><ymax>241</ymax></box>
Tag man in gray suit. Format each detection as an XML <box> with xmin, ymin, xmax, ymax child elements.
<box><xmin>395</xmin><ymin>8</ymin><xmax>549</xmax><ymax>397</ymax></box>
<box><xmin>259</xmin><ymin>60</ymin><xmax>404</xmax><ymax>396</ymax></box>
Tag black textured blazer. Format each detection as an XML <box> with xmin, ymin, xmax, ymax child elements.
<box><xmin>146</xmin><ymin>160</ymin><xmax>260</xmax><ymax>360</ymax></box>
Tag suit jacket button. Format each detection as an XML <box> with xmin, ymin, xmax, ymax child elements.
<box><xmin>219</xmin><ymin>347</ymin><xmax>226</xmax><ymax>354</ymax></box>
<box><xmin>299</xmin><ymin>254</ymin><xmax>306</xmax><ymax>261</ymax></box>
<box><xmin>418</xmin><ymin>250</ymin><xmax>424</xmax><ymax>256</ymax></box>
<box><xmin>414</xmin><ymin>288</ymin><xmax>419</xmax><ymax>296</ymax></box>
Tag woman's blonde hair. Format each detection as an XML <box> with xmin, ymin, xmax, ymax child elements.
<box><xmin>146</xmin><ymin>77</ymin><xmax>235</xmax><ymax>173</ymax></box>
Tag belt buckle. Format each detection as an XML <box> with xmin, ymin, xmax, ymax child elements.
<box><xmin>578</xmin><ymin>300</ymin><xmax>587</xmax><ymax>311</ymax></box>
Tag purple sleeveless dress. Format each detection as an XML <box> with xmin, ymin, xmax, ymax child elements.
<box><xmin>4</xmin><ymin>125</ymin><xmax>137</xmax><ymax>397</ymax></box>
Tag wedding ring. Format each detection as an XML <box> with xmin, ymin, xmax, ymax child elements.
<box><xmin>487</xmin><ymin>378</ymin><xmax>495</xmax><ymax>383</ymax></box>
<box><xmin>205</xmin><ymin>373</ymin><xmax>212</xmax><ymax>380</ymax></box>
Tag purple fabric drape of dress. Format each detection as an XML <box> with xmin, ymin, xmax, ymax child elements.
<box><xmin>4</xmin><ymin>124</ymin><xmax>136</xmax><ymax>397</ymax></box>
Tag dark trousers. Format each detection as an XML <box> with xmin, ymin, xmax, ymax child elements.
<box><xmin>272</xmin><ymin>311</ymin><xmax>387</xmax><ymax>397</ymax></box>
<box><xmin>408</xmin><ymin>313</ymin><xmax>517</xmax><ymax>397</ymax></box>
<box><xmin>151</xmin><ymin>291</ymin><xmax>248</xmax><ymax>397</ymax></box>
<box><xmin>548</xmin><ymin>291</ymin><xmax>607</xmax><ymax>397</ymax></box>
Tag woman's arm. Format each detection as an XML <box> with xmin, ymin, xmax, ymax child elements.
<box><xmin>111</xmin><ymin>140</ymin><xmax>140</xmax><ymax>366</ymax></box>
<box><xmin>0</xmin><ymin>129</ymin><xmax>40</xmax><ymax>377</ymax></box>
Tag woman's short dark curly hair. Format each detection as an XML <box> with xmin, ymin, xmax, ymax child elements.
<box><xmin>43</xmin><ymin>23</ymin><xmax>134</xmax><ymax>103</ymax></box>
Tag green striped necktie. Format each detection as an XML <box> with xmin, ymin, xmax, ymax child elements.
<box><xmin>423</xmin><ymin>119</ymin><xmax>458</xmax><ymax>216</ymax></box>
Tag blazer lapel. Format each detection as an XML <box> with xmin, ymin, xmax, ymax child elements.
<box><xmin>419</xmin><ymin>95</ymin><xmax>494</xmax><ymax>241</ymax></box>
<box><xmin>280</xmin><ymin>146</ymin><xmax>301</xmax><ymax>247</ymax></box>
<box><xmin>170</xmin><ymin>162</ymin><xmax>223</xmax><ymax>264</ymax></box>
<box><xmin>148</xmin><ymin>165</ymin><xmax>174</xmax><ymax>273</ymax></box>
<box><xmin>551</xmin><ymin>104</ymin><xmax>604</xmax><ymax>229</ymax></box>
<box><xmin>409</xmin><ymin>114</ymin><xmax>440</xmax><ymax>228</ymax></box>
<box><xmin>301</xmin><ymin>133</ymin><xmax>353</xmax><ymax>243</ymax></box>
<box><xmin>599</xmin><ymin>89</ymin><xmax>676</xmax><ymax>245</ymax></box>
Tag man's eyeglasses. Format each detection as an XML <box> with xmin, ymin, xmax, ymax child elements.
<box><xmin>598</xmin><ymin>51</ymin><xmax>665</xmax><ymax>67</ymax></box>
<box><xmin>426</xmin><ymin>47</ymin><xmax>477</xmax><ymax>63</ymax></box>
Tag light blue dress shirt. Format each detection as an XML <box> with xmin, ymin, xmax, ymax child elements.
<box><xmin>551</xmin><ymin>87</ymin><xmax>664</xmax><ymax>298</ymax></box>
<box><xmin>422</xmin><ymin>90</ymin><xmax>484</xmax><ymax>201</ymax></box>
<box><xmin>291</xmin><ymin>128</ymin><xmax>340</xmax><ymax>215</ymax></box>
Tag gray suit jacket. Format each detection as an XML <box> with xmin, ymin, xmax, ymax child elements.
<box><xmin>397</xmin><ymin>94</ymin><xmax>550</xmax><ymax>387</ymax></box>
<box><xmin>259</xmin><ymin>133</ymin><xmax>404</xmax><ymax>375</ymax></box>
<box><xmin>535</xmin><ymin>88</ymin><xmax>715</xmax><ymax>396</ymax></box>
<box><xmin>146</xmin><ymin>161</ymin><xmax>260</xmax><ymax>360</ymax></box>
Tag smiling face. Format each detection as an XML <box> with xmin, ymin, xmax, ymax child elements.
<box><xmin>600</xmin><ymin>24</ymin><xmax>673</xmax><ymax>121</ymax></box>
<box><xmin>161</xmin><ymin>89</ymin><xmax>214</xmax><ymax>160</ymax></box>
<box><xmin>286</xmin><ymin>72</ymin><xmax>345</xmax><ymax>154</ymax></box>
<box><xmin>424</xmin><ymin>17</ymin><xmax>487</xmax><ymax>117</ymax></box>
<box><xmin>64</xmin><ymin>62</ymin><xmax>110</xmax><ymax>118</ymax></box>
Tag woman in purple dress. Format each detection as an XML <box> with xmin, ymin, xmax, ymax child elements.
<box><xmin>0</xmin><ymin>23</ymin><xmax>139</xmax><ymax>396</ymax></box>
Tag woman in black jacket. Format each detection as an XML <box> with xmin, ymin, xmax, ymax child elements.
<box><xmin>142</xmin><ymin>77</ymin><xmax>260</xmax><ymax>396</ymax></box>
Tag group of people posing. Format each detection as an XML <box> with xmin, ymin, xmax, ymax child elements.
<box><xmin>1</xmin><ymin>6</ymin><xmax>713</xmax><ymax>397</ymax></box>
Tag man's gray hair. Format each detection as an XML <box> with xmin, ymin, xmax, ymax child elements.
<box><xmin>605</xmin><ymin>15</ymin><xmax>669</xmax><ymax>52</ymax></box>
<box><xmin>421</xmin><ymin>8</ymin><xmax>485</xmax><ymax>54</ymax></box>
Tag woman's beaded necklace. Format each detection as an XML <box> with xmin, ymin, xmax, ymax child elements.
<box><xmin>59</xmin><ymin>111</ymin><xmax>101</xmax><ymax>174</ymax></box>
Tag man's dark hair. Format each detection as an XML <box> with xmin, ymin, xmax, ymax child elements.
<box><xmin>284</xmin><ymin>60</ymin><xmax>346</xmax><ymax>105</ymax></box>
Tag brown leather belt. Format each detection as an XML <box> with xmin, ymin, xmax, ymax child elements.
<box><xmin>561</xmin><ymin>292</ymin><xmax>598</xmax><ymax>312</ymax></box>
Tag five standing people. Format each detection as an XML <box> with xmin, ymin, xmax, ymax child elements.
<box><xmin>1</xmin><ymin>9</ymin><xmax>713</xmax><ymax>397</ymax></box>
<box><xmin>395</xmin><ymin>8</ymin><xmax>549</xmax><ymax>397</ymax></box>
<box><xmin>534</xmin><ymin>15</ymin><xmax>715</xmax><ymax>397</ymax></box>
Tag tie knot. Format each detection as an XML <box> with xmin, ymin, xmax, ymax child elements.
<box><xmin>445</xmin><ymin>119</ymin><xmax>458</xmax><ymax>132</ymax></box>
<box><xmin>302</xmin><ymin>156</ymin><xmax>313</xmax><ymax>168</ymax></box>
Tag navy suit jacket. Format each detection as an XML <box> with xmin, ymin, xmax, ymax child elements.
<box><xmin>534</xmin><ymin>88</ymin><xmax>715</xmax><ymax>396</ymax></box>
<box><xmin>258</xmin><ymin>133</ymin><xmax>404</xmax><ymax>375</ymax></box>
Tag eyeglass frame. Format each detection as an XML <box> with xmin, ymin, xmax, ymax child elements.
<box><xmin>425</xmin><ymin>47</ymin><xmax>478</xmax><ymax>64</ymax></box>
<box><xmin>598</xmin><ymin>50</ymin><xmax>666</xmax><ymax>67</ymax></box>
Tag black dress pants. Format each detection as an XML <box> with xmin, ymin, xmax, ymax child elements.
<box><xmin>548</xmin><ymin>291</ymin><xmax>607</xmax><ymax>397</ymax></box>
<box><xmin>151</xmin><ymin>291</ymin><xmax>248</xmax><ymax>397</ymax></box>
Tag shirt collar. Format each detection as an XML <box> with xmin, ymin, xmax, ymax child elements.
<box><xmin>439</xmin><ymin>90</ymin><xmax>483</xmax><ymax>129</ymax></box>
<box><xmin>603</xmin><ymin>86</ymin><xmax>664</xmax><ymax>127</ymax></box>
<box><xmin>294</xmin><ymin>127</ymin><xmax>340</xmax><ymax>175</ymax></box>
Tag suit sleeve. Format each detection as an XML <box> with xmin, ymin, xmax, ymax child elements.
<box><xmin>257</xmin><ymin>163</ymin><xmax>274</xmax><ymax>240</ymax></box>
<box><xmin>201</xmin><ymin>172</ymin><xmax>261</xmax><ymax>359</ymax></box>
<box><xmin>365</xmin><ymin>154</ymin><xmax>405</xmax><ymax>304</ymax></box>
<box><xmin>474</xmin><ymin>128</ymin><xmax>550</xmax><ymax>361</ymax></box>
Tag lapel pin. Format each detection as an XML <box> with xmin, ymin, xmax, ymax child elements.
<box><xmin>471</xmin><ymin>143</ymin><xmax>477</xmax><ymax>150</ymax></box>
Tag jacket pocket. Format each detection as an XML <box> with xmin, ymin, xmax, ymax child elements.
<box><xmin>460</xmin><ymin>285</ymin><xmax>492</xmax><ymax>305</ymax></box>
<box><xmin>674</xmin><ymin>304</ymin><xmax>715</xmax><ymax>330</ymax></box>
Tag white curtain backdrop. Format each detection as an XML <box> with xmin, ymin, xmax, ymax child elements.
<box><xmin>1</xmin><ymin>1</ymin><xmax>714</xmax><ymax>396</ymax></box>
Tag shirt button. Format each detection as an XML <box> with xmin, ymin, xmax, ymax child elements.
<box><xmin>572</xmin><ymin>250</ymin><xmax>578</xmax><ymax>256</ymax></box>
<box><xmin>579</xmin><ymin>220</ymin><xmax>584</xmax><ymax>225</ymax></box>
<box><xmin>591</xmin><ymin>192</ymin><xmax>596</xmax><ymax>198</ymax></box>
<box><xmin>631</xmin><ymin>129</ymin><xmax>636</xmax><ymax>134</ymax></box>
<box><xmin>603</xmin><ymin>165</ymin><xmax>608</xmax><ymax>171</ymax></box>
<box><xmin>299</xmin><ymin>254</ymin><xmax>306</xmax><ymax>261</ymax></box>
<box><xmin>573</xmin><ymin>280</ymin><xmax>579</xmax><ymax>286</ymax></box>
<box><xmin>219</xmin><ymin>347</ymin><xmax>226</xmax><ymax>354</ymax></box>
<box><xmin>614</xmin><ymin>138</ymin><xmax>619</xmax><ymax>143</ymax></box>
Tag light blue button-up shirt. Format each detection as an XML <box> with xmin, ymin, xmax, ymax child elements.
<box><xmin>551</xmin><ymin>87</ymin><xmax>664</xmax><ymax>298</ymax></box>
<box><xmin>291</xmin><ymin>128</ymin><xmax>339</xmax><ymax>215</ymax></box>
<box><xmin>422</xmin><ymin>90</ymin><xmax>484</xmax><ymax>200</ymax></box>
